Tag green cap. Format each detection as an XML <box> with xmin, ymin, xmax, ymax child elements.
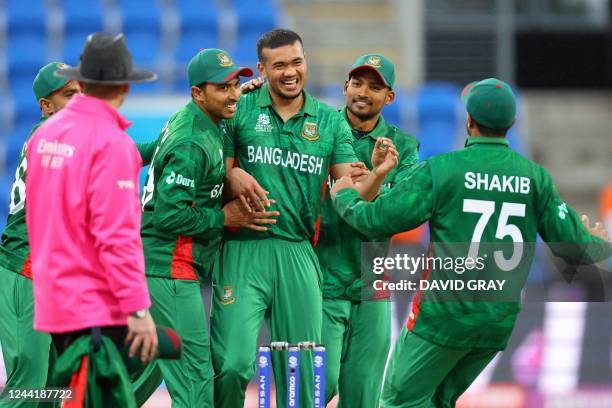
<box><xmin>33</xmin><ymin>62</ymin><xmax>71</xmax><ymax>101</ymax></box>
<box><xmin>348</xmin><ymin>53</ymin><xmax>395</xmax><ymax>89</ymax></box>
<box><xmin>187</xmin><ymin>49</ymin><xmax>253</xmax><ymax>87</ymax></box>
<box><xmin>461</xmin><ymin>78</ymin><xmax>516</xmax><ymax>130</ymax></box>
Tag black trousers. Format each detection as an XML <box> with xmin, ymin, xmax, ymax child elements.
<box><xmin>51</xmin><ymin>325</ymin><xmax>128</xmax><ymax>356</ymax></box>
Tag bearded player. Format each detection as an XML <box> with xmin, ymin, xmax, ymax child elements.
<box><xmin>315</xmin><ymin>54</ymin><xmax>419</xmax><ymax>407</ymax></box>
<box><xmin>0</xmin><ymin>62</ymin><xmax>80</xmax><ymax>406</ymax></box>
<box><xmin>211</xmin><ymin>29</ymin><xmax>399</xmax><ymax>408</ymax></box>
<box><xmin>331</xmin><ymin>78</ymin><xmax>610</xmax><ymax>407</ymax></box>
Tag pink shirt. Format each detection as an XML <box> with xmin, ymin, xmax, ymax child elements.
<box><xmin>26</xmin><ymin>94</ymin><xmax>150</xmax><ymax>333</ymax></box>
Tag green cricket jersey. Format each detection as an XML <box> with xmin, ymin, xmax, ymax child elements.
<box><xmin>140</xmin><ymin>101</ymin><xmax>226</xmax><ymax>281</ymax></box>
<box><xmin>316</xmin><ymin>107</ymin><xmax>419</xmax><ymax>301</ymax></box>
<box><xmin>222</xmin><ymin>85</ymin><xmax>358</xmax><ymax>242</ymax></box>
<box><xmin>334</xmin><ymin>137</ymin><xmax>611</xmax><ymax>349</ymax></box>
<box><xmin>138</xmin><ymin>140</ymin><xmax>157</xmax><ymax>166</ymax></box>
<box><xmin>0</xmin><ymin>117</ymin><xmax>48</xmax><ymax>278</ymax></box>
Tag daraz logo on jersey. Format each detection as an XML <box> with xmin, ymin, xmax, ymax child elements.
<box><xmin>165</xmin><ymin>171</ymin><xmax>195</xmax><ymax>188</ymax></box>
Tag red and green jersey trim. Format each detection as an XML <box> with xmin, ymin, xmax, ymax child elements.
<box><xmin>170</xmin><ymin>235</ymin><xmax>198</xmax><ymax>281</ymax></box>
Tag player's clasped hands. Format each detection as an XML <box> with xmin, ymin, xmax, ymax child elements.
<box><xmin>349</xmin><ymin>162</ymin><xmax>370</xmax><ymax>183</ymax></box>
<box><xmin>225</xmin><ymin>167</ymin><xmax>271</xmax><ymax>212</ymax></box>
<box><xmin>223</xmin><ymin>198</ymin><xmax>280</xmax><ymax>232</ymax></box>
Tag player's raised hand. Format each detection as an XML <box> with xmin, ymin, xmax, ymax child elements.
<box><xmin>582</xmin><ymin>214</ymin><xmax>609</xmax><ymax>241</ymax></box>
<box><xmin>240</xmin><ymin>76</ymin><xmax>265</xmax><ymax>94</ymax></box>
<box><xmin>225</xmin><ymin>167</ymin><xmax>270</xmax><ymax>212</ymax></box>
<box><xmin>223</xmin><ymin>198</ymin><xmax>280</xmax><ymax>231</ymax></box>
<box><xmin>371</xmin><ymin>137</ymin><xmax>397</xmax><ymax>168</ymax></box>
<box><xmin>349</xmin><ymin>161</ymin><xmax>370</xmax><ymax>183</ymax></box>
<box><xmin>372</xmin><ymin>142</ymin><xmax>399</xmax><ymax>179</ymax></box>
<box><xmin>330</xmin><ymin>175</ymin><xmax>357</xmax><ymax>199</ymax></box>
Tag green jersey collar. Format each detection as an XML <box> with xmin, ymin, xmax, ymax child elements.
<box><xmin>186</xmin><ymin>100</ymin><xmax>217</xmax><ymax>129</ymax></box>
<box><xmin>341</xmin><ymin>106</ymin><xmax>388</xmax><ymax>141</ymax></box>
<box><xmin>464</xmin><ymin>136</ymin><xmax>509</xmax><ymax>148</ymax></box>
<box><xmin>257</xmin><ymin>84</ymin><xmax>317</xmax><ymax>117</ymax></box>
<box><xmin>31</xmin><ymin>115</ymin><xmax>49</xmax><ymax>135</ymax></box>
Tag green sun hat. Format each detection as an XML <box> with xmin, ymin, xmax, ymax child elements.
<box><xmin>33</xmin><ymin>62</ymin><xmax>70</xmax><ymax>101</ymax></box>
<box><xmin>348</xmin><ymin>53</ymin><xmax>395</xmax><ymax>89</ymax></box>
<box><xmin>187</xmin><ymin>49</ymin><xmax>253</xmax><ymax>87</ymax></box>
<box><xmin>461</xmin><ymin>78</ymin><xmax>517</xmax><ymax>130</ymax></box>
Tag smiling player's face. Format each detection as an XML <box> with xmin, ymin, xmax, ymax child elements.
<box><xmin>192</xmin><ymin>77</ymin><xmax>241</xmax><ymax>124</ymax></box>
<box><xmin>258</xmin><ymin>41</ymin><xmax>307</xmax><ymax>101</ymax></box>
<box><xmin>344</xmin><ymin>70</ymin><xmax>394</xmax><ymax>121</ymax></box>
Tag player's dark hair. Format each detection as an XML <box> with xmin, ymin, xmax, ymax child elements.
<box><xmin>474</xmin><ymin>121</ymin><xmax>511</xmax><ymax>137</ymax></box>
<box><xmin>256</xmin><ymin>29</ymin><xmax>304</xmax><ymax>62</ymax></box>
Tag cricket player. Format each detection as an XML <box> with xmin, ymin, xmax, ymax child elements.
<box><xmin>330</xmin><ymin>78</ymin><xmax>611</xmax><ymax>407</ymax></box>
<box><xmin>315</xmin><ymin>54</ymin><xmax>419</xmax><ymax>407</ymax></box>
<box><xmin>25</xmin><ymin>33</ymin><xmax>158</xmax><ymax>407</ymax></box>
<box><xmin>131</xmin><ymin>48</ymin><xmax>278</xmax><ymax>407</ymax></box>
<box><xmin>211</xmin><ymin>29</ymin><xmax>398</xmax><ymax>408</ymax></box>
<box><xmin>0</xmin><ymin>62</ymin><xmax>79</xmax><ymax>407</ymax></box>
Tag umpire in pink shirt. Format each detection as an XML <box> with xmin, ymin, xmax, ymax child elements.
<box><xmin>25</xmin><ymin>33</ymin><xmax>158</xmax><ymax>364</ymax></box>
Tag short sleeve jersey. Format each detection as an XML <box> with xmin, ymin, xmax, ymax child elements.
<box><xmin>140</xmin><ymin>101</ymin><xmax>226</xmax><ymax>281</ymax></box>
<box><xmin>316</xmin><ymin>108</ymin><xmax>420</xmax><ymax>300</ymax></box>
<box><xmin>0</xmin><ymin>117</ymin><xmax>47</xmax><ymax>278</ymax></box>
<box><xmin>223</xmin><ymin>85</ymin><xmax>358</xmax><ymax>241</ymax></box>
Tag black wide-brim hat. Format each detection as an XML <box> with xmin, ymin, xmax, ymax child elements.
<box><xmin>56</xmin><ymin>32</ymin><xmax>157</xmax><ymax>85</ymax></box>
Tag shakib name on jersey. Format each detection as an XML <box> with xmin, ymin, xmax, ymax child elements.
<box><xmin>464</xmin><ymin>171</ymin><xmax>531</xmax><ymax>194</ymax></box>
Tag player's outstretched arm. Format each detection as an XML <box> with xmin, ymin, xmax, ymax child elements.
<box><xmin>582</xmin><ymin>214</ymin><xmax>609</xmax><ymax>241</ymax></box>
<box><xmin>391</xmin><ymin>138</ymin><xmax>420</xmax><ymax>184</ymax></box>
<box><xmin>331</xmin><ymin>161</ymin><xmax>433</xmax><ymax>238</ymax></box>
<box><xmin>331</xmin><ymin>141</ymin><xmax>398</xmax><ymax>201</ymax></box>
<box><xmin>537</xmin><ymin>173</ymin><xmax>611</xmax><ymax>264</ymax></box>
